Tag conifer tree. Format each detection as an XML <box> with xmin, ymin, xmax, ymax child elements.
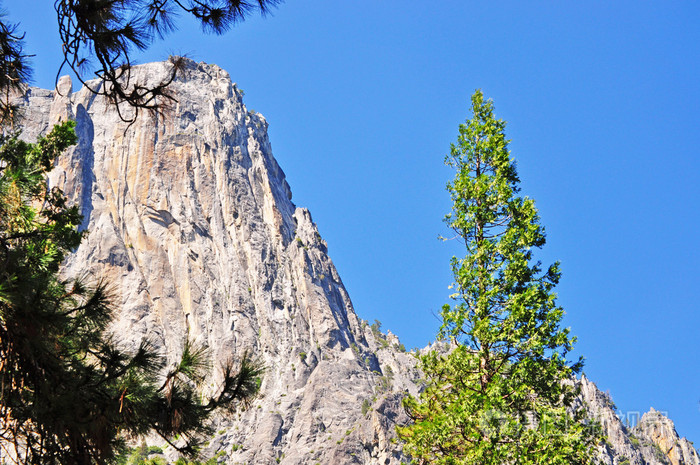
<box><xmin>0</xmin><ymin>122</ymin><xmax>261</xmax><ymax>465</ymax></box>
<box><xmin>1</xmin><ymin>0</ymin><xmax>282</xmax><ymax>124</ymax></box>
<box><xmin>397</xmin><ymin>91</ymin><xmax>600</xmax><ymax>464</ymax></box>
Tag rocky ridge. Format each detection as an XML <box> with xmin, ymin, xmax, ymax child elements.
<box><xmin>15</xmin><ymin>58</ymin><xmax>698</xmax><ymax>465</ymax></box>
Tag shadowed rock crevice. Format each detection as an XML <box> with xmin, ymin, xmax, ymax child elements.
<box><xmin>13</xmin><ymin>58</ymin><xmax>698</xmax><ymax>465</ymax></box>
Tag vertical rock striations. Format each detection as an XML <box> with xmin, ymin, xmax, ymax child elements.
<box><xmin>633</xmin><ymin>408</ymin><xmax>700</xmax><ymax>465</ymax></box>
<box><xmin>577</xmin><ymin>375</ymin><xmax>699</xmax><ymax>465</ymax></box>
<box><xmin>15</xmin><ymin>58</ymin><xmax>697</xmax><ymax>465</ymax></box>
<box><xmin>17</xmin><ymin>58</ymin><xmax>417</xmax><ymax>465</ymax></box>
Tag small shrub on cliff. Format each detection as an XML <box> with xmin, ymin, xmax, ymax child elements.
<box><xmin>361</xmin><ymin>398</ymin><xmax>372</xmax><ymax>415</ymax></box>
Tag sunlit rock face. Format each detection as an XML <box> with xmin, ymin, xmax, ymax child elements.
<box><xmin>576</xmin><ymin>376</ymin><xmax>699</xmax><ymax>465</ymax></box>
<box><xmin>633</xmin><ymin>408</ymin><xmax>700</xmax><ymax>465</ymax></box>
<box><xmin>16</xmin><ymin>58</ymin><xmax>698</xmax><ymax>465</ymax></box>
<box><xmin>17</xmin><ymin>58</ymin><xmax>419</xmax><ymax>465</ymax></box>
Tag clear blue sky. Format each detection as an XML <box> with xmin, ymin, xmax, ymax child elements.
<box><xmin>9</xmin><ymin>0</ymin><xmax>700</xmax><ymax>445</ymax></box>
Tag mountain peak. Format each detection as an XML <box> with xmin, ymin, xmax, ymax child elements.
<box><xmin>16</xmin><ymin>58</ymin><xmax>416</xmax><ymax>464</ymax></box>
<box><xmin>12</xmin><ymin>60</ymin><xmax>698</xmax><ymax>465</ymax></box>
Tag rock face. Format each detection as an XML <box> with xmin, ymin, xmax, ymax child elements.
<box><xmin>15</xmin><ymin>58</ymin><xmax>698</xmax><ymax>465</ymax></box>
<box><xmin>17</xmin><ymin>58</ymin><xmax>419</xmax><ymax>465</ymax></box>
<box><xmin>634</xmin><ymin>409</ymin><xmax>700</xmax><ymax>465</ymax></box>
<box><xmin>577</xmin><ymin>376</ymin><xmax>700</xmax><ymax>465</ymax></box>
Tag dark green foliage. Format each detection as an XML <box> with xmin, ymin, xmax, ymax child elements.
<box><xmin>0</xmin><ymin>123</ymin><xmax>262</xmax><ymax>465</ymax></box>
<box><xmin>376</xmin><ymin>364</ymin><xmax>394</xmax><ymax>394</ymax></box>
<box><xmin>0</xmin><ymin>13</ymin><xmax>31</xmax><ymax>126</ymax></box>
<box><xmin>113</xmin><ymin>442</ymin><xmax>164</xmax><ymax>465</ymax></box>
<box><xmin>370</xmin><ymin>319</ymin><xmax>382</xmax><ymax>337</ymax></box>
<box><xmin>174</xmin><ymin>456</ymin><xmax>219</xmax><ymax>465</ymax></box>
<box><xmin>56</xmin><ymin>0</ymin><xmax>280</xmax><ymax>113</ymax></box>
<box><xmin>361</xmin><ymin>398</ymin><xmax>372</xmax><ymax>416</ymax></box>
<box><xmin>377</xmin><ymin>375</ymin><xmax>392</xmax><ymax>394</ymax></box>
<box><xmin>1</xmin><ymin>0</ymin><xmax>282</xmax><ymax>123</ymax></box>
<box><xmin>370</xmin><ymin>319</ymin><xmax>390</xmax><ymax>349</ymax></box>
<box><xmin>397</xmin><ymin>91</ymin><xmax>601</xmax><ymax>464</ymax></box>
<box><xmin>116</xmin><ymin>442</ymin><xmax>221</xmax><ymax>465</ymax></box>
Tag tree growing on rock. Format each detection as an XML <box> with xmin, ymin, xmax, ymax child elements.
<box><xmin>0</xmin><ymin>122</ymin><xmax>262</xmax><ymax>465</ymax></box>
<box><xmin>397</xmin><ymin>90</ymin><xmax>601</xmax><ymax>464</ymax></box>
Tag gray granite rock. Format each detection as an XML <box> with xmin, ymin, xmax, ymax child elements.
<box><xmin>14</xmin><ymin>58</ymin><xmax>698</xmax><ymax>465</ymax></box>
<box><xmin>16</xmin><ymin>58</ymin><xmax>413</xmax><ymax>465</ymax></box>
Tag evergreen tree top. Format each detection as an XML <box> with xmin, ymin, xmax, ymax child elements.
<box><xmin>397</xmin><ymin>90</ymin><xmax>601</xmax><ymax>465</ymax></box>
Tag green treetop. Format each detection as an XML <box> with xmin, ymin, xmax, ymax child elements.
<box><xmin>397</xmin><ymin>90</ymin><xmax>601</xmax><ymax>464</ymax></box>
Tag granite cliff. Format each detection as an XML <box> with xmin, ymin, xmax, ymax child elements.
<box><xmin>14</xmin><ymin>58</ymin><xmax>698</xmax><ymax>465</ymax></box>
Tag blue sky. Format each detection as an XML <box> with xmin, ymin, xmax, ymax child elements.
<box><xmin>9</xmin><ymin>0</ymin><xmax>700</xmax><ymax>445</ymax></box>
